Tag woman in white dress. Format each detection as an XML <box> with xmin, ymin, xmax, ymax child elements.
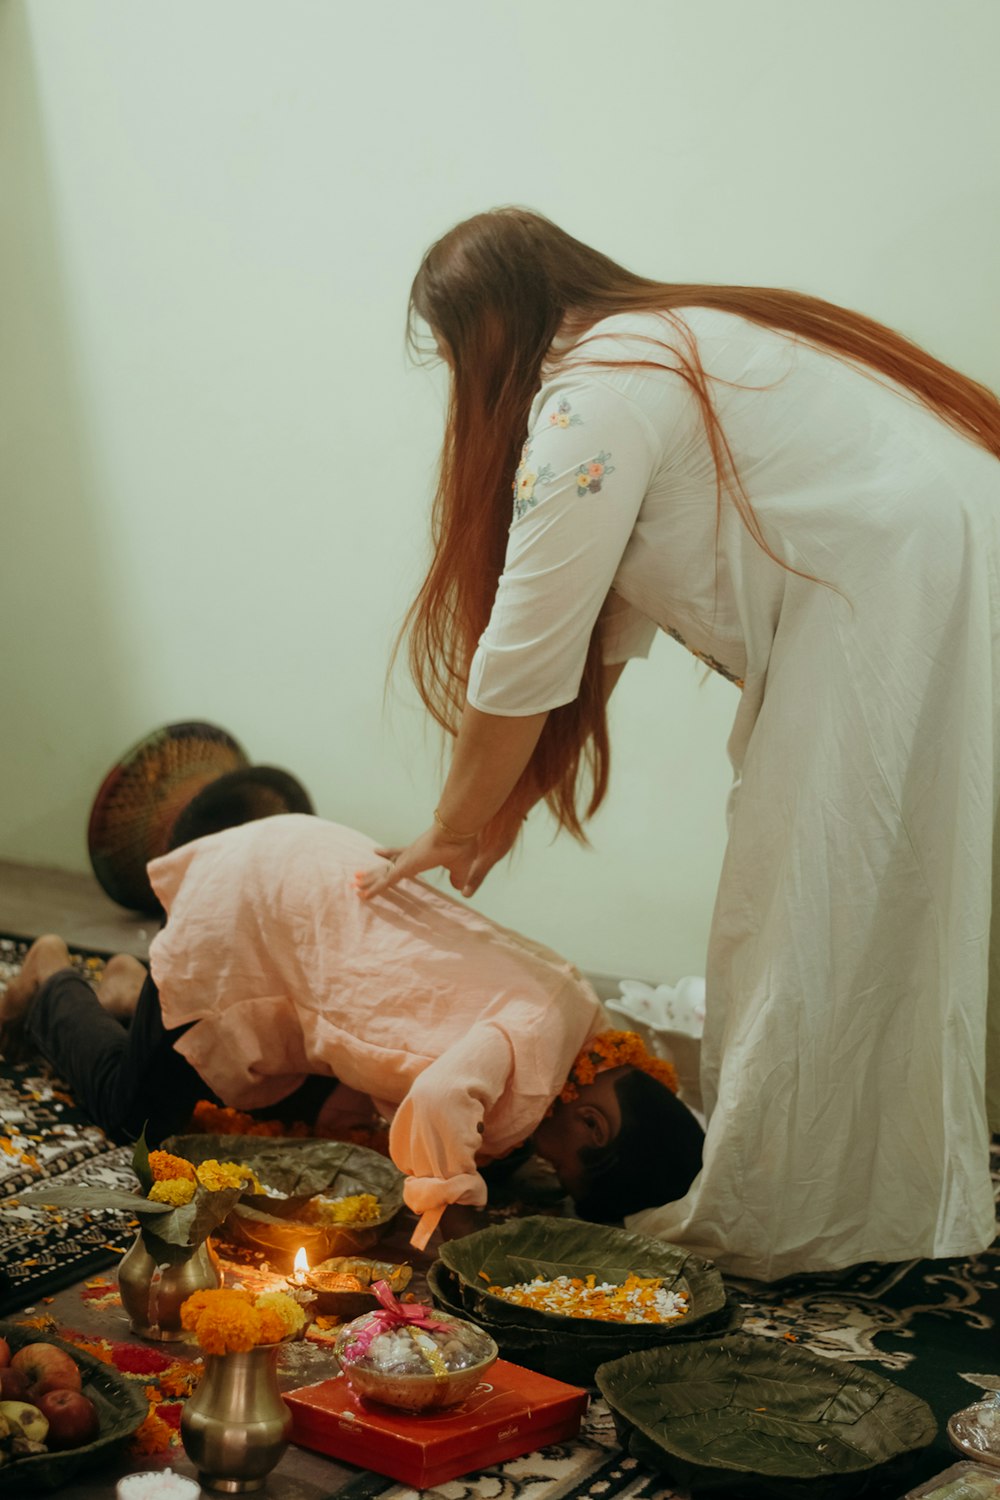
<box><xmin>357</xmin><ymin>207</ymin><xmax>1000</xmax><ymax>1281</ymax></box>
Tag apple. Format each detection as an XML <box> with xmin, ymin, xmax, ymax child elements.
<box><xmin>0</xmin><ymin>1368</ymin><xmax>29</xmax><ymax>1400</ymax></box>
<box><xmin>0</xmin><ymin>1400</ymin><xmax>49</xmax><ymax>1444</ymax></box>
<box><xmin>37</xmin><ymin>1390</ymin><xmax>99</xmax><ymax>1450</ymax></box>
<box><xmin>10</xmin><ymin>1343</ymin><xmax>82</xmax><ymax>1402</ymax></box>
<box><xmin>0</xmin><ymin>1337</ymin><xmax>10</xmax><ymax>1368</ymax></box>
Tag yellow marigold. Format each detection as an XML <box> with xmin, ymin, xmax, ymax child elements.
<box><xmin>148</xmin><ymin>1178</ymin><xmax>196</xmax><ymax>1207</ymax></box>
<box><xmin>195</xmin><ymin>1158</ymin><xmax>256</xmax><ymax>1192</ymax></box>
<box><xmin>255</xmin><ymin>1291</ymin><xmax>306</xmax><ymax>1340</ymax></box>
<box><xmin>308</xmin><ymin>1192</ymin><xmax>381</xmax><ymax>1225</ymax></box>
<box><xmin>147</xmin><ymin>1150</ymin><xmax>197</xmax><ymax>1183</ymax></box>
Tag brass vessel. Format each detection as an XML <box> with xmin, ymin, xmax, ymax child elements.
<box><xmin>118</xmin><ymin>1231</ymin><xmax>222</xmax><ymax>1341</ymax></box>
<box><xmin>181</xmin><ymin>1343</ymin><xmax>292</xmax><ymax>1493</ymax></box>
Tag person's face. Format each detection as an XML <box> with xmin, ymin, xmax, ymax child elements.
<box><xmin>531</xmin><ymin>1069</ymin><xmax>625</xmax><ymax>1197</ymax></box>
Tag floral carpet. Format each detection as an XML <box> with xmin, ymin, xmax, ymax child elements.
<box><xmin>1</xmin><ymin>935</ymin><xmax>998</xmax><ymax>1499</ymax></box>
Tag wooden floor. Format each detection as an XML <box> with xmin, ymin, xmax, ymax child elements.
<box><xmin>0</xmin><ymin>860</ymin><xmax>152</xmax><ymax>958</ymax></box>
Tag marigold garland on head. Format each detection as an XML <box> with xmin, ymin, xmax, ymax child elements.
<box><xmin>560</xmin><ymin>1029</ymin><xmax>677</xmax><ymax>1103</ymax></box>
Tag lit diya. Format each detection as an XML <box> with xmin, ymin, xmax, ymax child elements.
<box><xmin>296</xmin><ymin>1252</ymin><xmax>412</xmax><ymax>1319</ymax></box>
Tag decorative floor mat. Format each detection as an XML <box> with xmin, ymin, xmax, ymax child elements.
<box><xmin>0</xmin><ymin>936</ymin><xmax>137</xmax><ymax>1314</ymax></box>
<box><xmin>2</xmin><ymin>932</ymin><xmax>999</xmax><ymax>1499</ymax></box>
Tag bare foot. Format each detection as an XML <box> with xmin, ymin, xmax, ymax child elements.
<box><xmin>97</xmin><ymin>953</ymin><xmax>147</xmax><ymax>1022</ymax></box>
<box><xmin>0</xmin><ymin>934</ymin><xmax>71</xmax><ymax>1061</ymax></box>
<box><xmin>0</xmin><ymin>934</ymin><xmax>71</xmax><ymax>1025</ymax></box>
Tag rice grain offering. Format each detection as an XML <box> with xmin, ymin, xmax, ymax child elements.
<box><xmin>485</xmin><ymin>1272</ymin><xmax>689</xmax><ymax>1324</ymax></box>
<box><xmin>335</xmin><ymin>1282</ymin><xmax>497</xmax><ymax>1412</ymax></box>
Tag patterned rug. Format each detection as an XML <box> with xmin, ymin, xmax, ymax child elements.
<box><xmin>0</xmin><ymin>937</ymin><xmax>139</xmax><ymax>1314</ymax></box>
<box><xmin>2</xmin><ymin>934</ymin><xmax>998</xmax><ymax>1499</ymax></box>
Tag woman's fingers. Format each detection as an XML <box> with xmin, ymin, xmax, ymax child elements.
<box><xmin>354</xmin><ymin>856</ymin><xmax>402</xmax><ymax>900</ymax></box>
<box><xmin>355</xmin><ymin>828</ymin><xmax>483</xmax><ymax>901</ymax></box>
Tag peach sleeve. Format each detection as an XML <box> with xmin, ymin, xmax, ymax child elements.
<box><xmin>388</xmin><ymin>1022</ymin><xmax>515</xmax><ymax>1248</ymax></box>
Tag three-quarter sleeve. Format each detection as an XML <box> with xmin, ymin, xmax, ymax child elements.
<box><xmin>466</xmin><ymin>379</ymin><xmax>663</xmax><ymax>716</ymax></box>
<box><xmin>388</xmin><ymin>1021</ymin><xmax>515</xmax><ymax>1237</ymax></box>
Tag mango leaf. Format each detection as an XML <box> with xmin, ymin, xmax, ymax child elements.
<box><xmin>131</xmin><ymin>1126</ymin><xmax>153</xmax><ymax>1195</ymax></box>
<box><xmin>138</xmin><ymin>1183</ymin><xmax>245</xmax><ymax>1256</ymax></box>
<box><xmin>595</xmin><ymin>1335</ymin><xmax>937</xmax><ymax>1500</ymax></box>
<box><xmin>18</xmin><ymin>1186</ymin><xmax>170</xmax><ymax>1215</ymax></box>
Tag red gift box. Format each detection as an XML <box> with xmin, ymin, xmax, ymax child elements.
<box><xmin>286</xmin><ymin>1358</ymin><xmax>589</xmax><ymax>1488</ymax></box>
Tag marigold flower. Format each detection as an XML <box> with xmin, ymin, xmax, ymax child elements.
<box><xmin>179</xmin><ymin>1287</ymin><xmax>252</xmax><ymax>1332</ymax></box>
<box><xmin>307</xmin><ymin>1192</ymin><xmax>380</xmax><ymax>1225</ymax></box>
<box><xmin>147</xmin><ymin>1150</ymin><xmax>197</xmax><ymax>1183</ymax></box>
<box><xmin>148</xmin><ymin>1178</ymin><xmax>196</xmax><ymax>1207</ymax></box>
<box><xmin>561</xmin><ymin>1029</ymin><xmax>678</xmax><ymax>1101</ymax></box>
<box><xmin>180</xmin><ymin>1286</ymin><xmax>308</xmax><ymax>1352</ymax></box>
<box><xmin>194</xmin><ymin>1301</ymin><xmax>262</xmax><ymax>1355</ymax></box>
<box><xmin>195</xmin><ymin>1158</ymin><xmax>256</xmax><ymax>1192</ymax></box>
<box><xmin>255</xmin><ymin>1291</ymin><xmax>306</xmax><ymax>1340</ymax></box>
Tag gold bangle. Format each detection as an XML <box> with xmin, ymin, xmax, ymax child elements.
<box><xmin>433</xmin><ymin>807</ymin><xmax>479</xmax><ymax>842</ymax></box>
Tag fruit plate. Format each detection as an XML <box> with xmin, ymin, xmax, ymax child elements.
<box><xmin>0</xmin><ymin>1322</ymin><xmax>147</xmax><ymax>1495</ymax></box>
<box><xmin>595</xmin><ymin>1334</ymin><xmax>937</xmax><ymax>1500</ymax></box>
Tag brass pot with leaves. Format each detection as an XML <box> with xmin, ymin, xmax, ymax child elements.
<box><xmin>20</xmin><ymin>1133</ymin><xmax>254</xmax><ymax>1340</ymax></box>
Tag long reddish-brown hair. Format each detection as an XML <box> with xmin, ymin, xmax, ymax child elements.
<box><xmin>402</xmin><ymin>207</ymin><xmax>1000</xmax><ymax>849</ymax></box>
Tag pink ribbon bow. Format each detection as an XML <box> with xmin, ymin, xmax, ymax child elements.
<box><xmin>340</xmin><ymin>1280</ymin><xmax>453</xmax><ymax>1361</ymax></box>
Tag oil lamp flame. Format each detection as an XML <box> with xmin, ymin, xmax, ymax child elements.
<box><xmin>292</xmin><ymin>1247</ymin><xmax>309</xmax><ymax>1282</ymax></box>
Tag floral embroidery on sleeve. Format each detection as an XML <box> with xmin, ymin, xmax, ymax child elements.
<box><xmin>548</xmin><ymin>398</ymin><xmax>583</xmax><ymax>429</ymax></box>
<box><xmin>575</xmin><ymin>451</ymin><xmax>615</xmax><ymax>495</ymax></box>
<box><xmin>512</xmin><ymin>443</ymin><xmax>555</xmax><ymax>520</ymax></box>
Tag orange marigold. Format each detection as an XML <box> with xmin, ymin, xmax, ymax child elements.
<box><xmin>193</xmin><ymin>1301</ymin><xmax>263</xmax><ymax>1355</ymax></box>
<box><xmin>130</xmin><ymin>1391</ymin><xmax>180</xmax><ymax>1456</ymax></box>
<box><xmin>147</xmin><ymin>1150</ymin><xmax>197</xmax><ymax>1183</ymax></box>
<box><xmin>179</xmin><ymin>1287</ymin><xmax>252</xmax><ymax>1331</ymax></box>
<box><xmin>561</xmin><ymin>1029</ymin><xmax>678</xmax><ymax>1102</ymax></box>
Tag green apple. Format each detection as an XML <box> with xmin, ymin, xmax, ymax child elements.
<box><xmin>0</xmin><ymin>1401</ymin><xmax>49</xmax><ymax>1444</ymax></box>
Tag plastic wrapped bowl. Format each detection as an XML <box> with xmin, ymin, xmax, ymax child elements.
<box><xmin>334</xmin><ymin>1306</ymin><xmax>497</xmax><ymax>1412</ymax></box>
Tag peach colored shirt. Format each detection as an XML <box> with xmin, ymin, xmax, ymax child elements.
<box><xmin>148</xmin><ymin>816</ymin><xmax>607</xmax><ymax>1240</ymax></box>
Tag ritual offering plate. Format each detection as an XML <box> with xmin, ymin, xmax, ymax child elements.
<box><xmin>334</xmin><ymin>1284</ymin><xmax>498</xmax><ymax>1413</ymax></box>
<box><xmin>426</xmin><ymin>1259</ymin><xmax>742</xmax><ymax>1387</ymax></box>
<box><xmin>0</xmin><ymin>1321</ymin><xmax>147</xmax><ymax>1495</ymax></box>
<box><xmin>595</xmin><ymin>1335</ymin><xmax>937</xmax><ymax>1500</ymax></box>
<box><xmin>303</xmin><ymin>1258</ymin><xmax>412</xmax><ymax>1320</ymax></box>
<box><xmin>439</xmin><ymin>1216</ymin><xmax>726</xmax><ymax>1334</ymax></box>
<box><xmin>165</xmin><ymin>1135</ymin><xmax>404</xmax><ymax>1266</ymax></box>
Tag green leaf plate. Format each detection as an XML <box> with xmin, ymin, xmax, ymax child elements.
<box><xmin>427</xmin><ymin>1259</ymin><xmax>743</xmax><ymax>1387</ymax></box>
<box><xmin>0</xmin><ymin>1321</ymin><xmax>147</xmax><ymax>1495</ymax></box>
<box><xmin>439</xmin><ymin>1215</ymin><xmax>726</xmax><ymax>1333</ymax></box>
<box><xmin>595</xmin><ymin>1334</ymin><xmax>937</xmax><ymax>1500</ymax></box>
<box><xmin>165</xmin><ymin>1135</ymin><xmax>404</xmax><ymax>1266</ymax></box>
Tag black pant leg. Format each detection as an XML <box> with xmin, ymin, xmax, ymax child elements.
<box><xmin>24</xmin><ymin>967</ymin><xmax>212</xmax><ymax>1146</ymax></box>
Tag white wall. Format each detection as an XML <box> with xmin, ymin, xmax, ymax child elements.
<box><xmin>1</xmin><ymin>0</ymin><xmax>998</xmax><ymax>980</ymax></box>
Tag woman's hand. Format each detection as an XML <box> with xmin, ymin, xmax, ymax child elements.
<box><xmin>354</xmin><ymin>825</ymin><xmax>481</xmax><ymax>901</ymax></box>
<box><xmin>354</xmin><ymin>817</ymin><xmax>522</xmax><ymax>902</ymax></box>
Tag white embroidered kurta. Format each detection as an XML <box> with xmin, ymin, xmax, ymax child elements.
<box><xmin>148</xmin><ymin>816</ymin><xmax>607</xmax><ymax>1246</ymax></box>
<box><xmin>468</xmin><ymin>308</ymin><xmax>1000</xmax><ymax>1280</ymax></box>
